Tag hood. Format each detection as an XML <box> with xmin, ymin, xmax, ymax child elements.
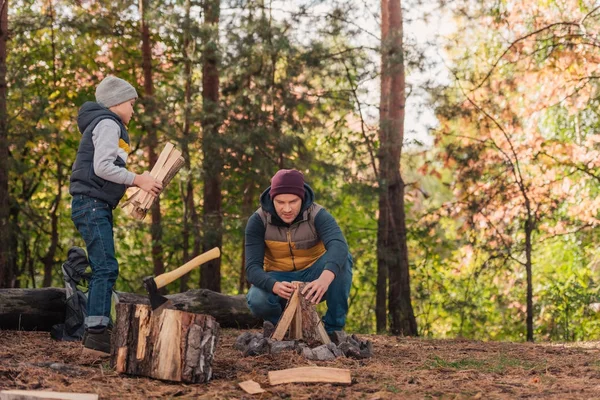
<box><xmin>77</xmin><ymin>101</ymin><xmax>122</xmax><ymax>134</ymax></box>
<box><xmin>259</xmin><ymin>183</ymin><xmax>315</xmax><ymax>225</ymax></box>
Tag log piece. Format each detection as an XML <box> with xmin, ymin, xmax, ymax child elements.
<box><xmin>270</xmin><ymin>282</ymin><xmax>330</xmax><ymax>344</ymax></box>
<box><xmin>0</xmin><ymin>391</ymin><xmax>98</xmax><ymax>400</ymax></box>
<box><xmin>111</xmin><ymin>303</ymin><xmax>219</xmax><ymax>383</ymax></box>
<box><xmin>268</xmin><ymin>367</ymin><xmax>351</xmax><ymax>385</ymax></box>
<box><xmin>0</xmin><ymin>288</ymin><xmax>261</xmax><ymax>332</ymax></box>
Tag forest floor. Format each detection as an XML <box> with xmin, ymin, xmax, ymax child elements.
<box><xmin>1</xmin><ymin>329</ymin><xmax>600</xmax><ymax>399</ymax></box>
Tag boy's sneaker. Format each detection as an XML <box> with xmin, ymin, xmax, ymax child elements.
<box><xmin>82</xmin><ymin>326</ymin><xmax>111</xmax><ymax>354</ymax></box>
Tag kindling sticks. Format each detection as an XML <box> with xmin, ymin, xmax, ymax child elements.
<box><xmin>121</xmin><ymin>143</ymin><xmax>185</xmax><ymax>221</ymax></box>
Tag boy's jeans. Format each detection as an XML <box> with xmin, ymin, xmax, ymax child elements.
<box><xmin>71</xmin><ymin>195</ymin><xmax>118</xmax><ymax>330</ymax></box>
<box><xmin>246</xmin><ymin>253</ymin><xmax>353</xmax><ymax>333</ymax></box>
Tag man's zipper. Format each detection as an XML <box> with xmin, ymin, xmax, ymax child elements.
<box><xmin>287</xmin><ymin>229</ymin><xmax>297</xmax><ymax>271</ymax></box>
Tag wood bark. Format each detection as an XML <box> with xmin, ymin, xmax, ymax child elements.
<box><xmin>0</xmin><ymin>0</ymin><xmax>9</xmax><ymax>288</ymax></box>
<box><xmin>200</xmin><ymin>0</ymin><xmax>222</xmax><ymax>292</ymax></box>
<box><xmin>377</xmin><ymin>0</ymin><xmax>417</xmax><ymax>336</ymax></box>
<box><xmin>271</xmin><ymin>282</ymin><xmax>330</xmax><ymax>345</ymax></box>
<box><xmin>111</xmin><ymin>303</ymin><xmax>219</xmax><ymax>383</ymax></box>
<box><xmin>139</xmin><ymin>0</ymin><xmax>165</xmax><ymax>291</ymax></box>
<box><xmin>0</xmin><ymin>288</ymin><xmax>262</xmax><ymax>331</ymax></box>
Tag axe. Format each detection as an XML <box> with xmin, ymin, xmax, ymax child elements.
<box><xmin>143</xmin><ymin>247</ymin><xmax>221</xmax><ymax>311</ymax></box>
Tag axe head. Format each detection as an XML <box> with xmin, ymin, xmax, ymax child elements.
<box><xmin>143</xmin><ymin>276</ymin><xmax>169</xmax><ymax>311</ymax></box>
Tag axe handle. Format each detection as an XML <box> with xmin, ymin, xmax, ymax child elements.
<box><xmin>154</xmin><ymin>247</ymin><xmax>221</xmax><ymax>289</ymax></box>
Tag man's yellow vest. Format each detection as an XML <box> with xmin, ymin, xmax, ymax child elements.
<box><xmin>256</xmin><ymin>203</ymin><xmax>326</xmax><ymax>272</ymax></box>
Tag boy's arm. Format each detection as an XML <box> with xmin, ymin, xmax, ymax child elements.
<box><xmin>313</xmin><ymin>208</ymin><xmax>349</xmax><ymax>277</ymax></box>
<box><xmin>245</xmin><ymin>213</ymin><xmax>277</xmax><ymax>292</ymax></box>
<box><xmin>92</xmin><ymin>119</ymin><xmax>136</xmax><ymax>185</ymax></box>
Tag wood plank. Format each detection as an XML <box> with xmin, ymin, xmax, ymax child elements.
<box><xmin>316</xmin><ymin>320</ymin><xmax>331</xmax><ymax>344</ymax></box>
<box><xmin>0</xmin><ymin>390</ymin><xmax>98</xmax><ymax>400</ymax></box>
<box><xmin>150</xmin><ymin>142</ymin><xmax>175</xmax><ymax>178</ymax></box>
<box><xmin>289</xmin><ymin>282</ymin><xmax>302</xmax><ymax>340</ymax></box>
<box><xmin>238</xmin><ymin>380</ymin><xmax>265</xmax><ymax>394</ymax></box>
<box><xmin>136</xmin><ymin>143</ymin><xmax>175</xmax><ymax>206</ymax></box>
<box><xmin>271</xmin><ymin>288</ymin><xmax>299</xmax><ymax>341</ymax></box>
<box><xmin>268</xmin><ymin>367</ymin><xmax>351</xmax><ymax>386</ymax></box>
<box><xmin>140</xmin><ymin>148</ymin><xmax>182</xmax><ymax>208</ymax></box>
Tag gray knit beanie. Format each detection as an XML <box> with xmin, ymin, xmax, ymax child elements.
<box><xmin>95</xmin><ymin>76</ymin><xmax>138</xmax><ymax>108</ymax></box>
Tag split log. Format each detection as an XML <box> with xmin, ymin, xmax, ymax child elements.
<box><xmin>268</xmin><ymin>367</ymin><xmax>351</xmax><ymax>385</ymax></box>
<box><xmin>0</xmin><ymin>391</ymin><xmax>98</xmax><ymax>400</ymax></box>
<box><xmin>121</xmin><ymin>143</ymin><xmax>185</xmax><ymax>221</ymax></box>
<box><xmin>238</xmin><ymin>380</ymin><xmax>265</xmax><ymax>394</ymax></box>
<box><xmin>111</xmin><ymin>303</ymin><xmax>219</xmax><ymax>383</ymax></box>
<box><xmin>271</xmin><ymin>282</ymin><xmax>331</xmax><ymax>344</ymax></box>
<box><xmin>0</xmin><ymin>288</ymin><xmax>261</xmax><ymax>332</ymax></box>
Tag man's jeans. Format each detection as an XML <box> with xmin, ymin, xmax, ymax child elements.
<box><xmin>71</xmin><ymin>195</ymin><xmax>118</xmax><ymax>329</ymax></box>
<box><xmin>247</xmin><ymin>253</ymin><xmax>353</xmax><ymax>333</ymax></box>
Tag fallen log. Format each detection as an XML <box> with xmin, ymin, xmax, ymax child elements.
<box><xmin>0</xmin><ymin>288</ymin><xmax>261</xmax><ymax>332</ymax></box>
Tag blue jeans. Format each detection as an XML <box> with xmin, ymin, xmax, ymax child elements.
<box><xmin>71</xmin><ymin>195</ymin><xmax>117</xmax><ymax>329</ymax></box>
<box><xmin>247</xmin><ymin>253</ymin><xmax>353</xmax><ymax>332</ymax></box>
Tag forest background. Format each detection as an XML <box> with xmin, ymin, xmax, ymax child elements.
<box><xmin>1</xmin><ymin>0</ymin><xmax>600</xmax><ymax>343</ymax></box>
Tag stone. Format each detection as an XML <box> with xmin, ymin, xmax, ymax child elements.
<box><xmin>263</xmin><ymin>321</ymin><xmax>275</xmax><ymax>338</ymax></box>
<box><xmin>339</xmin><ymin>341</ymin><xmax>362</xmax><ymax>359</ymax></box>
<box><xmin>327</xmin><ymin>342</ymin><xmax>344</xmax><ymax>358</ymax></box>
<box><xmin>348</xmin><ymin>334</ymin><xmax>361</xmax><ymax>348</ymax></box>
<box><xmin>329</xmin><ymin>330</ymin><xmax>348</xmax><ymax>345</ymax></box>
<box><xmin>301</xmin><ymin>346</ymin><xmax>315</xmax><ymax>360</ymax></box>
<box><xmin>270</xmin><ymin>340</ymin><xmax>296</xmax><ymax>354</ymax></box>
<box><xmin>312</xmin><ymin>344</ymin><xmax>336</xmax><ymax>361</ymax></box>
<box><xmin>359</xmin><ymin>339</ymin><xmax>374</xmax><ymax>358</ymax></box>
<box><xmin>234</xmin><ymin>331</ymin><xmax>254</xmax><ymax>351</ymax></box>
<box><xmin>244</xmin><ymin>337</ymin><xmax>269</xmax><ymax>356</ymax></box>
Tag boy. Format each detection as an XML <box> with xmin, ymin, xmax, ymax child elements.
<box><xmin>69</xmin><ymin>76</ymin><xmax>162</xmax><ymax>353</ymax></box>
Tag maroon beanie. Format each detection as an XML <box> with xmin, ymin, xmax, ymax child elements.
<box><xmin>270</xmin><ymin>169</ymin><xmax>305</xmax><ymax>200</ymax></box>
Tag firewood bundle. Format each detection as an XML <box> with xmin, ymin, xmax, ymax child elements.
<box><xmin>121</xmin><ymin>142</ymin><xmax>184</xmax><ymax>221</ymax></box>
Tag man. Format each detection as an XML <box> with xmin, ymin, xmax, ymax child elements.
<box><xmin>245</xmin><ymin>169</ymin><xmax>353</xmax><ymax>333</ymax></box>
<box><xmin>70</xmin><ymin>75</ymin><xmax>163</xmax><ymax>352</ymax></box>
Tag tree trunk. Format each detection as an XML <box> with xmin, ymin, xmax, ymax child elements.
<box><xmin>376</xmin><ymin>0</ymin><xmax>390</xmax><ymax>332</ymax></box>
<box><xmin>238</xmin><ymin>181</ymin><xmax>255</xmax><ymax>293</ymax></box>
<box><xmin>140</xmin><ymin>0</ymin><xmax>165</xmax><ymax>290</ymax></box>
<box><xmin>378</xmin><ymin>0</ymin><xmax>417</xmax><ymax>336</ymax></box>
<box><xmin>0</xmin><ymin>288</ymin><xmax>262</xmax><ymax>331</ymax></box>
<box><xmin>111</xmin><ymin>303</ymin><xmax>219</xmax><ymax>383</ymax></box>
<box><xmin>200</xmin><ymin>0</ymin><xmax>222</xmax><ymax>292</ymax></box>
<box><xmin>0</xmin><ymin>0</ymin><xmax>10</xmax><ymax>288</ymax></box>
<box><xmin>180</xmin><ymin>0</ymin><xmax>201</xmax><ymax>292</ymax></box>
<box><xmin>41</xmin><ymin>163</ymin><xmax>63</xmax><ymax>287</ymax></box>
<box><xmin>525</xmin><ymin>214</ymin><xmax>534</xmax><ymax>342</ymax></box>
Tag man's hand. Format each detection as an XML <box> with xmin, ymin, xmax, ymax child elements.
<box><xmin>302</xmin><ymin>270</ymin><xmax>335</xmax><ymax>304</ymax></box>
<box><xmin>272</xmin><ymin>281</ymin><xmax>295</xmax><ymax>300</ymax></box>
<box><xmin>134</xmin><ymin>171</ymin><xmax>163</xmax><ymax>196</ymax></box>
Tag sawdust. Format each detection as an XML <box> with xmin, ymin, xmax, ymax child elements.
<box><xmin>1</xmin><ymin>329</ymin><xmax>600</xmax><ymax>399</ymax></box>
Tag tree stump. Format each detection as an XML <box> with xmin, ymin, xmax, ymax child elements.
<box><xmin>111</xmin><ymin>303</ymin><xmax>219</xmax><ymax>383</ymax></box>
<box><xmin>271</xmin><ymin>281</ymin><xmax>330</xmax><ymax>345</ymax></box>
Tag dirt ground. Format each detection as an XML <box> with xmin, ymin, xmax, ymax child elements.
<box><xmin>2</xmin><ymin>329</ymin><xmax>600</xmax><ymax>399</ymax></box>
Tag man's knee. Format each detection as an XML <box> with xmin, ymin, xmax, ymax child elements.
<box><xmin>247</xmin><ymin>286</ymin><xmax>278</xmax><ymax>317</ymax></box>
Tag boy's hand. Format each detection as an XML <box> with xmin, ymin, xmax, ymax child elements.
<box><xmin>302</xmin><ymin>270</ymin><xmax>335</xmax><ymax>304</ymax></box>
<box><xmin>134</xmin><ymin>171</ymin><xmax>163</xmax><ymax>196</ymax></box>
<box><xmin>272</xmin><ymin>281</ymin><xmax>295</xmax><ymax>300</ymax></box>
